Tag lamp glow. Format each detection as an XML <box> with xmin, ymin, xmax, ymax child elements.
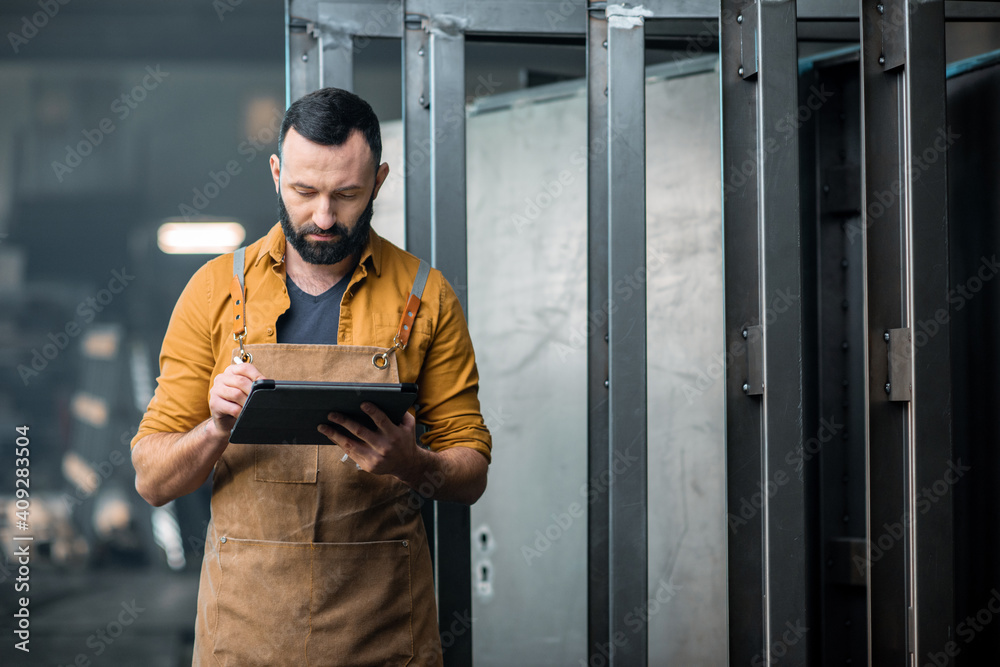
<box><xmin>157</xmin><ymin>221</ymin><xmax>246</xmax><ymax>254</ymax></box>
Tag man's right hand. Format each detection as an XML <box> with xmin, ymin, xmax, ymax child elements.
<box><xmin>208</xmin><ymin>362</ymin><xmax>266</xmax><ymax>439</ymax></box>
<box><xmin>133</xmin><ymin>361</ymin><xmax>266</xmax><ymax>507</ymax></box>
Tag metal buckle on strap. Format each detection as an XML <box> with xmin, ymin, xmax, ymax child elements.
<box><xmin>233</xmin><ymin>331</ymin><xmax>253</xmax><ymax>364</ymax></box>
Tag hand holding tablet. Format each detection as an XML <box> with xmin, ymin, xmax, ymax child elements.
<box><xmin>229</xmin><ymin>380</ymin><xmax>418</xmax><ymax>445</ymax></box>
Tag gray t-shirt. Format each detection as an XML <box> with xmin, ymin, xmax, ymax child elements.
<box><xmin>275</xmin><ymin>273</ymin><xmax>352</xmax><ymax>345</ymax></box>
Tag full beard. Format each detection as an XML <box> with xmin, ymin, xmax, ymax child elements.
<box><xmin>278</xmin><ymin>190</ymin><xmax>375</xmax><ymax>265</ymax></box>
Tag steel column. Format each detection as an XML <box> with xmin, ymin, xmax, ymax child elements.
<box><xmin>605</xmin><ymin>5</ymin><xmax>647</xmax><ymax>666</ymax></box>
<box><xmin>427</xmin><ymin>24</ymin><xmax>468</xmax><ymax>304</ymax></box>
<box><xmin>403</xmin><ymin>19</ymin><xmax>432</xmax><ymax>261</ymax></box>
<box><xmin>425</xmin><ymin>19</ymin><xmax>473</xmax><ymax>667</ymax></box>
<box><xmin>586</xmin><ymin>4</ymin><xmax>611</xmax><ymax>663</ymax></box>
<box><xmin>722</xmin><ymin>0</ymin><xmax>808</xmax><ymax>665</ymax></box>
<box><xmin>859</xmin><ymin>0</ymin><xmax>953</xmax><ymax>662</ymax></box>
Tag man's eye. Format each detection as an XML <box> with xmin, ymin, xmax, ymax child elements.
<box><xmin>295</xmin><ymin>190</ymin><xmax>315</xmax><ymax>197</ymax></box>
<box><xmin>339</xmin><ymin>193</ymin><xmax>357</xmax><ymax>200</ymax></box>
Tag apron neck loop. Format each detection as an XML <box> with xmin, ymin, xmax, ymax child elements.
<box><xmin>231</xmin><ymin>247</ymin><xmax>252</xmax><ymax>364</ymax></box>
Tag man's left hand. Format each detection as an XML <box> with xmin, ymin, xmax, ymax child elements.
<box><xmin>318</xmin><ymin>403</ymin><xmax>427</xmax><ymax>483</ymax></box>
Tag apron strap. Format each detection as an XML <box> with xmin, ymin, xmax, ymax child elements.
<box><xmin>393</xmin><ymin>259</ymin><xmax>430</xmax><ymax>351</ymax></box>
<box><xmin>229</xmin><ymin>248</ymin><xmax>428</xmax><ymax>358</ymax></box>
<box><xmin>230</xmin><ymin>247</ymin><xmax>251</xmax><ymax>363</ymax></box>
<box><xmin>231</xmin><ymin>246</ymin><xmax>247</xmax><ymax>337</ymax></box>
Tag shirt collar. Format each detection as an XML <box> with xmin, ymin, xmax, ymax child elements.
<box><xmin>256</xmin><ymin>222</ymin><xmax>382</xmax><ymax>277</ymax></box>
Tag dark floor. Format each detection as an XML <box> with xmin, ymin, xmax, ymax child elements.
<box><xmin>0</xmin><ymin>567</ymin><xmax>199</xmax><ymax>666</ymax></box>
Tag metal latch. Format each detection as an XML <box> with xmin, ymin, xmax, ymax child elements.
<box><xmin>743</xmin><ymin>324</ymin><xmax>763</xmax><ymax>396</ymax></box>
<box><xmin>879</xmin><ymin>0</ymin><xmax>905</xmax><ymax>70</ymax></box>
<box><xmin>885</xmin><ymin>327</ymin><xmax>911</xmax><ymax>401</ymax></box>
<box><xmin>738</xmin><ymin>0</ymin><xmax>758</xmax><ymax>80</ymax></box>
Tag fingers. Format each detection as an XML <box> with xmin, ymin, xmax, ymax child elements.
<box><xmin>231</xmin><ymin>362</ymin><xmax>266</xmax><ymax>382</ymax></box>
<box><xmin>325</xmin><ymin>412</ymin><xmax>376</xmax><ymax>445</ymax></box>
<box><xmin>359</xmin><ymin>402</ymin><xmax>393</xmax><ymax>431</ymax></box>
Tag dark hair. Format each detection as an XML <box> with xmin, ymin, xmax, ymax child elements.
<box><xmin>278</xmin><ymin>88</ymin><xmax>382</xmax><ymax>171</ymax></box>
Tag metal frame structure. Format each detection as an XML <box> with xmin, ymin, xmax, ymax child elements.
<box><xmin>284</xmin><ymin>0</ymin><xmax>1000</xmax><ymax>664</ymax></box>
<box><xmin>859</xmin><ymin>0</ymin><xmax>954</xmax><ymax>662</ymax></box>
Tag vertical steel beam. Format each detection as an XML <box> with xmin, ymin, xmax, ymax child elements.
<box><xmin>426</xmin><ymin>19</ymin><xmax>472</xmax><ymax>667</ymax></box>
<box><xmin>859</xmin><ymin>0</ymin><xmax>952</xmax><ymax>662</ymax></box>
<box><xmin>286</xmin><ymin>1</ymin><xmax>320</xmax><ymax>105</ymax></box>
<box><xmin>586</xmin><ymin>3</ymin><xmax>611</xmax><ymax>663</ymax></box>
<box><xmin>404</xmin><ymin>19</ymin><xmax>432</xmax><ymax>261</ymax></box>
<box><xmin>428</xmin><ymin>25</ymin><xmax>467</xmax><ymax>310</ymax></box>
<box><xmin>605</xmin><ymin>6</ymin><xmax>647</xmax><ymax>665</ymax></box>
<box><xmin>721</xmin><ymin>0</ymin><xmax>808</xmax><ymax>664</ymax></box>
<box><xmin>317</xmin><ymin>4</ymin><xmax>355</xmax><ymax>91</ymax></box>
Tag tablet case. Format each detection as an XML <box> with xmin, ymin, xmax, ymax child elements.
<box><xmin>229</xmin><ymin>380</ymin><xmax>419</xmax><ymax>445</ymax></box>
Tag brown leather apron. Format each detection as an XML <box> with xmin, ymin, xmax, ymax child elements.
<box><xmin>192</xmin><ymin>248</ymin><xmax>442</xmax><ymax>666</ymax></box>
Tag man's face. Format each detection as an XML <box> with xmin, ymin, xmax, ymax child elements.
<box><xmin>269</xmin><ymin>127</ymin><xmax>389</xmax><ymax>265</ymax></box>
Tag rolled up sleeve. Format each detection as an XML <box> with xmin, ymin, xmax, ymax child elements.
<box><xmin>416</xmin><ymin>274</ymin><xmax>492</xmax><ymax>463</ymax></box>
<box><xmin>131</xmin><ymin>264</ymin><xmax>217</xmax><ymax>449</ymax></box>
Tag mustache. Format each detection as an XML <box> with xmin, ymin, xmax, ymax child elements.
<box><xmin>297</xmin><ymin>223</ymin><xmax>348</xmax><ymax>239</ymax></box>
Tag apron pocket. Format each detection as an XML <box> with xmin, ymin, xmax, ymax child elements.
<box><xmin>214</xmin><ymin>538</ymin><xmax>414</xmax><ymax>667</ymax></box>
<box><xmin>255</xmin><ymin>444</ymin><xmax>318</xmax><ymax>483</ymax></box>
<box><xmin>214</xmin><ymin>538</ymin><xmax>312</xmax><ymax>666</ymax></box>
<box><xmin>307</xmin><ymin>540</ymin><xmax>415</xmax><ymax>666</ymax></box>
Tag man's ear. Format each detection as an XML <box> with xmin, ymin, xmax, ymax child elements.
<box><xmin>372</xmin><ymin>162</ymin><xmax>390</xmax><ymax>200</ymax></box>
<box><xmin>269</xmin><ymin>154</ymin><xmax>281</xmax><ymax>193</ymax></box>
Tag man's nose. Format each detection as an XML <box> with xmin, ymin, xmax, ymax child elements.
<box><xmin>312</xmin><ymin>197</ymin><xmax>338</xmax><ymax>229</ymax></box>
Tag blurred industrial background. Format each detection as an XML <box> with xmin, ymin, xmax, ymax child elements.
<box><xmin>0</xmin><ymin>0</ymin><xmax>998</xmax><ymax>665</ymax></box>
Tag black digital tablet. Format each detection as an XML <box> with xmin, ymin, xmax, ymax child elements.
<box><xmin>229</xmin><ymin>380</ymin><xmax>419</xmax><ymax>445</ymax></box>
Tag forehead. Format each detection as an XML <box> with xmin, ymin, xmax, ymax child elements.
<box><xmin>281</xmin><ymin>126</ymin><xmax>374</xmax><ymax>186</ymax></box>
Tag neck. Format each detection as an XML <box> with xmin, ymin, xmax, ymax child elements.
<box><xmin>283</xmin><ymin>244</ymin><xmax>359</xmax><ymax>295</ymax></box>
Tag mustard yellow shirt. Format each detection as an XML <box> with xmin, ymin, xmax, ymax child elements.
<box><xmin>131</xmin><ymin>222</ymin><xmax>492</xmax><ymax>462</ymax></box>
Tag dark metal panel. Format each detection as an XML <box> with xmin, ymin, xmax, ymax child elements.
<box><xmin>586</xmin><ymin>5</ymin><xmax>611</xmax><ymax>664</ymax></box>
<box><xmin>802</xmin><ymin>55</ymin><xmax>868</xmax><ymax>666</ymax></box>
<box><xmin>722</xmin><ymin>0</ymin><xmax>808</xmax><ymax>664</ymax></box>
<box><xmin>605</xmin><ymin>7</ymin><xmax>647</xmax><ymax>666</ymax></box>
<box><xmin>948</xmin><ymin>59</ymin><xmax>1000</xmax><ymax>665</ymax></box>
<box><xmin>721</xmin><ymin>0</ymin><xmax>766</xmax><ymax>658</ymax></box>
<box><xmin>860</xmin><ymin>0</ymin><xmax>953</xmax><ymax>662</ymax></box>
